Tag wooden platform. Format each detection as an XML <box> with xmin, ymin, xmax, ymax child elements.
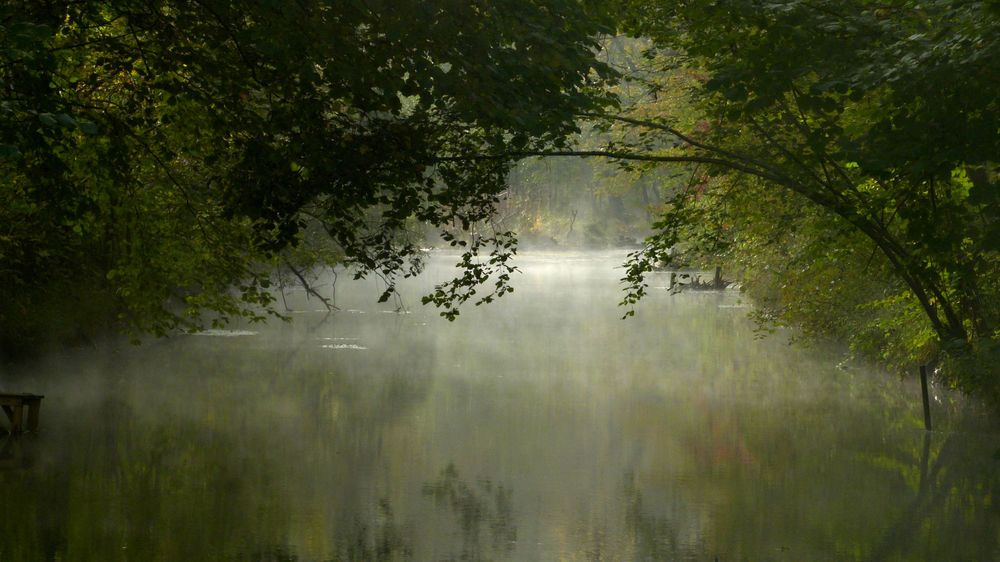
<box><xmin>0</xmin><ymin>393</ymin><xmax>43</xmax><ymax>435</ymax></box>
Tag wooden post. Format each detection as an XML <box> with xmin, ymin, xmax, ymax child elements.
<box><xmin>920</xmin><ymin>365</ymin><xmax>932</xmax><ymax>431</ymax></box>
<box><xmin>0</xmin><ymin>394</ymin><xmax>43</xmax><ymax>435</ymax></box>
<box><xmin>25</xmin><ymin>397</ymin><xmax>41</xmax><ymax>433</ymax></box>
<box><xmin>8</xmin><ymin>404</ymin><xmax>23</xmax><ymax>435</ymax></box>
<box><xmin>918</xmin><ymin>432</ymin><xmax>931</xmax><ymax>492</ymax></box>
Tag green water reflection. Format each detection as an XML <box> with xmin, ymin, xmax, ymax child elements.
<box><xmin>1</xmin><ymin>252</ymin><xmax>998</xmax><ymax>561</ymax></box>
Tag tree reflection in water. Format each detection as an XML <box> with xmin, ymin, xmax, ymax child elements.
<box><xmin>617</xmin><ymin>424</ymin><xmax>1000</xmax><ymax>562</ymax></box>
<box><xmin>422</xmin><ymin>463</ymin><xmax>517</xmax><ymax>561</ymax></box>
<box><xmin>869</xmin><ymin>430</ymin><xmax>1000</xmax><ymax>561</ymax></box>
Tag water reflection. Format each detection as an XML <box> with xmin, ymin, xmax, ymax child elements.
<box><xmin>0</xmin><ymin>434</ymin><xmax>38</xmax><ymax>469</ymax></box>
<box><xmin>422</xmin><ymin>463</ymin><xmax>518</xmax><ymax>560</ymax></box>
<box><xmin>1</xmin><ymin>252</ymin><xmax>998</xmax><ymax>561</ymax></box>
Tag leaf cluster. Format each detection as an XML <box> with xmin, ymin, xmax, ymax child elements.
<box><xmin>0</xmin><ymin>0</ymin><xmax>618</xmax><ymax>352</ymax></box>
<box><xmin>609</xmin><ymin>0</ymin><xmax>1000</xmax><ymax>395</ymax></box>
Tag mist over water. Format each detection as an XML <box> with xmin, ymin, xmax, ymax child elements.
<box><xmin>2</xmin><ymin>251</ymin><xmax>998</xmax><ymax>561</ymax></box>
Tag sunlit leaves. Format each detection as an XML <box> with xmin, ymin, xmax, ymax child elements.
<box><xmin>609</xmin><ymin>0</ymin><xmax>1000</xmax><ymax>399</ymax></box>
<box><xmin>421</xmin><ymin>230</ymin><xmax>519</xmax><ymax>320</ymax></box>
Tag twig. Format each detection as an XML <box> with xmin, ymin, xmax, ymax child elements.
<box><xmin>283</xmin><ymin>258</ymin><xmax>337</xmax><ymax>311</ymax></box>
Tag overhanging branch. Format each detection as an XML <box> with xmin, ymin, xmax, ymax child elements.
<box><xmin>432</xmin><ymin>143</ymin><xmax>968</xmax><ymax>343</ymax></box>
<box><xmin>432</xmin><ymin>149</ymin><xmax>837</xmax><ymax>208</ymax></box>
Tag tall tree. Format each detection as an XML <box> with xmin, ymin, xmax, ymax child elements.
<box><xmin>598</xmin><ymin>0</ymin><xmax>1000</xmax><ymax>395</ymax></box>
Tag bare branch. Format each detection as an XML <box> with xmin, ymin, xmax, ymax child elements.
<box><xmin>283</xmin><ymin>257</ymin><xmax>338</xmax><ymax>311</ymax></box>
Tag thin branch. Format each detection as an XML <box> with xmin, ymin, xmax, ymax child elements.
<box><xmin>577</xmin><ymin>112</ymin><xmax>769</xmax><ymax>170</ymax></box>
<box><xmin>783</xmin><ymin>90</ymin><xmax>865</xmax><ymax>198</ymax></box>
<box><xmin>433</xmin><ymin>149</ymin><xmax>839</xmax><ymax>208</ymax></box>
<box><xmin>190</xmin><ymin>0</ymin><xmax>265</xmax><ymax>86</ymax></box>
<box><xmin>284</xmin><ymin>257</ymin><xmax>337</xmax><ymax>311</ymax></box>
<box><xmin>47</xmin><ymin>33</ymin><xmax>131</xmax><ymax>52</ymax></box>
<box><xmin>746</xmin><ymin>114</ymin><xmax>835</xmax><ymax>196</ymax></box>
<box><xmin>127</xmin><ymin>131</ymin><xmax>213</xmax><ymax>243</ymax></box>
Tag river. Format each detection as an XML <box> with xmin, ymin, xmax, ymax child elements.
<box><xmin>1</xmin><ymin>251</ymin><xmax>998</xmax><ymax>561</ymax></box>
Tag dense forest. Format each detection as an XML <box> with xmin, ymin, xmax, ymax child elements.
<box><xmin>1</xmin><ymin>1</ymin><xmax>998</xmax><ymax>402</ymax></box>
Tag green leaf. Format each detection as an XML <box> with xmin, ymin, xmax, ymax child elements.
<box><xmin>77</xmin><ymin>121</ymin><xmax>99</xmax><ymax>135</ymax></box>
<box><xmin>38</xmin><ymin>113</ymin><xmax>58</xmax><ymax>127</ymax></box>
<box><xmin>0</xmin><ymin>144</ymin><xmax>21</xmax><ymax>158</ymax></box>
<box><xmin>55</xmin><ymin>113</ymin><xmax>77</xmax><ymax>128</ymax></box>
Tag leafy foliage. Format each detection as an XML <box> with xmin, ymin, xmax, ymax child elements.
<box><xmin>609</xmin><ymin>0</ymin><xmax>1000</xmax><ymax>397</ymax></box>
<box><xmin>0</xmin><ymin>0</ymin><xmax>616</xmax><ymax>355</ymax></box>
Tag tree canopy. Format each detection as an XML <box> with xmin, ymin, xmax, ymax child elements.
<box><xmin>605</xmin><ymin>0</ymin><xmax>1000</xmax><ymax>396</ymax></box>
<box><xmin>0</xmin><ymin>0</ymin><xmax>615</xmax><ymax>354</ymax></box>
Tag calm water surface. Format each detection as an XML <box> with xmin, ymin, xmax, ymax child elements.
<box><xmin>2</xmin><ymin>252</ymin><xmax>998</xmax><ymax>561</ymax></box>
